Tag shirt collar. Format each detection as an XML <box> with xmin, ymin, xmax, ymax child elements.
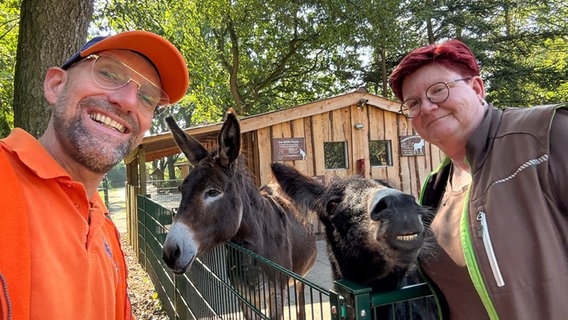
<box><xmin>2</xmin><ymin>128</ymin><xmax>72</xmax><ymax>180</ymax></box>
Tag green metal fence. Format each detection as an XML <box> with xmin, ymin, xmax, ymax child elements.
<box><xmin>137</xmin><ymin>195</ymin><xmax>437</xmax><ymax>320</ymax></box>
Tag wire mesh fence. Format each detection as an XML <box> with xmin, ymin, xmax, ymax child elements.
<box><xmin>144</xmin><ymin>179</ymin><xmax>183</xmax><ymax>211</ymax></box>
<box><xmin>137</xmin><ymin>195</ymin><xmax>437</xmax><ymax>320</ymax></box>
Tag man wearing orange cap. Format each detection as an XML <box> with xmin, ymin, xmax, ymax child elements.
<box><xmin>0</xmin><ymin>30</ymin><xmax>189</xmax><ymax>319</ymax></box>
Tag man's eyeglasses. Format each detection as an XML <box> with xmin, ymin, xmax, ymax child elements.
<box><xmin>86</xmin><ymin>54</ymin><xmax>169</xmax><ymax>115</ymax></box>
<box><xmin>400</xmin><ymin>77</ymin><xmax>472</xmax><ymax>118</ymax></box>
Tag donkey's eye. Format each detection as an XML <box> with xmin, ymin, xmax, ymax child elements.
<box><xmin>206</xmin><ymin>189</ymin><xmax>221</xmax><ymax>198</ymax></box>
<box><xmin>326</xmin><ymin>200</ymin><xmax>339</xmax><ymax>215</ymax></box>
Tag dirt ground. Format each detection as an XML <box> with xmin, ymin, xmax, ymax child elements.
<box><xmin>107</xmin><ymin>187</ymin><xmax>169</xmax><ymax>320</ymax></box>
<box><xmin>119</xmin><ymin>234</ymin><xmax>169</xmax><ymax>320</ymax></box>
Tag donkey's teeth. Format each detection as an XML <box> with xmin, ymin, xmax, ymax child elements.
<box><xmin>397</xmin><ymin>234</ymin><xmax>418</xmax><ymax>241</ymax></box>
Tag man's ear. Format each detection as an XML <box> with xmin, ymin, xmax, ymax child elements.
<box><xmin>43</xmin><ymin>67</ymin><xmax>67</xmax><ymax>105</ymax></box>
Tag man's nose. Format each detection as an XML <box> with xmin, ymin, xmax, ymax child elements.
<box><xmin>108</xmin><ymin>81</ymin><xmax>140</xmax><ymax>112</ymax></box>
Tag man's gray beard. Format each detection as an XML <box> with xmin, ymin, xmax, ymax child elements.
<box><xmin>52</xmin><ymin>96</ymin><xmax>140</xmax><ymax>174</ymax></box>
<box><xmin>63</xmin><ymin>121</ymin><xmax>132</xmax><ymax>174</ymax></box>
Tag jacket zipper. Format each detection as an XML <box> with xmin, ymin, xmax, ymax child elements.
<box><xmin>476</xmin><ymin>212</ymin><xmax>505</xmax><ymax>287</ymax></box>
<box><xmin>0</xmin><ymin>273</ymin><xmax>12</xmax><ymax>320</ymax></box>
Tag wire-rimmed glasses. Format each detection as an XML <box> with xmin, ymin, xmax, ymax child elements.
<box><xmin>400</xmin><ymin>77</ymin><xmax>472</xmax><ymax>118</ymax></box>
<box><xmin>86</xmin><ymin>54</ymin><xmax>169</xmax><ymax>115</ymax></box>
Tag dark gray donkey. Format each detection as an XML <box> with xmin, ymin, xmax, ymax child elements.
<box><xmin>270</xmin><ymin>162</ymin><xmax>438</xmax><ymax>320</ymax></box>
<box><xmin>162</xmin><ymin>113</ymin><xmax>317</xmax><ymax>320</ymax></box>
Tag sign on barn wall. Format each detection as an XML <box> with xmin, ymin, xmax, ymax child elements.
<box><xmin>312</xmin><ymin>175</ymin><xmax>324</xmax><ymax>183</ymax></box>
<box><xmin>400</xmin><ymin>135</ymin><xmax>425</xmax><ymax>156</ymax></box>
<box><xmin>272</xmin><ymin>138</ymin><xmax>307</xmax><ymax>161</ymax></box>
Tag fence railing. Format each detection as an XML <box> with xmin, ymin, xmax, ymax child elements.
<box><xmin>142</xmin><ymin>179</ymin><xmax>184</xmax><ymax>211</ymax></box>
<box><xmin>136</xmin><ymin>195</ymin><xmax>437</xmax><ymax>320</ymax></box>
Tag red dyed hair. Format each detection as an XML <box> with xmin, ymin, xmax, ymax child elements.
<box><xmin>389</xmin><ymin>39</ymin><xmax>480</xmax><ymax>101</ymax></box>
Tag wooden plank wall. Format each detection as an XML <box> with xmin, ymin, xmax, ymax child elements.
<box><xmin>368</xmin><ymin>106</ymin><xmax>392</xmax><ymax>184</ymax></box>
<box><xmin>253</xmin><ymin>103</ymin><xmax>443</xmax><ymax>200</ymax></box>
<box><xmin>159</xmin><ymin>103</ymin><xmax>444</xmax><ymax>236</ymax></box>
<box><xmin>184</xmin><ymin>103</ymin><xmax>444</xmax><ymax>201</ymax></box>
<box><xmin>350</xmin><ymin>104</ymin><xmax>369</xmax><ymax>176</ymax></box>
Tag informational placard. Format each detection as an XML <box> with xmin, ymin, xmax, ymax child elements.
<box><xmin>312</xmin><ymin>175</ymin><xmax>324</xmax><ymax>184</ymax></box>
<box><xmin>272</xmin><ymin>138</ymin><xmax>307</xmax><ymax>161</ymax></box>
<box><xmin>400</xmin><ymin>135</ymin><xmax>425</xmax><ymax>156</ymax></box>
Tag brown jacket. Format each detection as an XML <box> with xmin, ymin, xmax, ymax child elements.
<box><xmin>420</xmin><ymin>104</ymin><xmax>568</xmax><ymax>319</ymax></box>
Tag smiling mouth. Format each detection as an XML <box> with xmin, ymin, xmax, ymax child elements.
<box><xmin>427</xmin><ymin>114</ymin><xmax>451</xmax><ymax>127</ymax></box>
<box><xmin>89</xmin><ymin>113</ymin><xmax>126</xmax><ymax>133</ymax></box>
<box><xmin>396</xmin><ymin>233</ymin><xmax>418</xmax><ymax>241</ymax></box>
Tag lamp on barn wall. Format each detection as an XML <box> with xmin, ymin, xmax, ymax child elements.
<box><xmin>357</xmin><ymin>99</ymin><xmax>368</xmax><ymax>109</ymax></box>
<box><xmin>354</xmin><ymin>123</ymin><xmax>365</xmax><ymax>130</ymax></box>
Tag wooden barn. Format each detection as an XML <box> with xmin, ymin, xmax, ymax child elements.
<box><xmin>124</xmin><ymin>89</ymin><xmax>444</xmax><ymax>243</ymax></box>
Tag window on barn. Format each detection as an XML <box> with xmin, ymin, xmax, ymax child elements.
<box><xmin>324</xmin><ymin>141</ymin><xmax>348</xmax><ymax>169</ymax></box>
<box><xmin>369</xmin><ymin>140</ymin><xmax>393</xmax><ymax>166</ymax></box>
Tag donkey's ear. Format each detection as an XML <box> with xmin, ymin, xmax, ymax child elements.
<box><xmin>165</xmin><ymin>116</ymin><xmax>208</xmax><ymax>166</ymax></box>
<box><xmin>270</xmin><ymin>162</ymin><xmax>324</xmax><ymax>212</ymax></box>
<box><xmin>218</xmin><ymin>112</ymin><xmax>241</xmax><ymax>167</ymax></box>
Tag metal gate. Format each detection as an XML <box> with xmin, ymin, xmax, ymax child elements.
<box><xmin>137</xmin><ymin>195</ymin><xmax>437</xmax><ymax>320</ymax></box>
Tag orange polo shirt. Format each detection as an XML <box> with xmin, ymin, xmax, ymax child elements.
<box><xmin>0</xmin><ymin>129</ymin><xmax>132</xmax><ymax>320</ymax></box>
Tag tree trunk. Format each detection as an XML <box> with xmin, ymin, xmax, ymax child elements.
<box><xmin>167</xmin><ymin>157</ymin><xmax>176</xmax><ymax>180</ymax></box>
<box><xmin>379</xmin><ymin>48</ymin><xmax>388</xmax><ymax>97</ymax></box>
<box><xmin>13</xmin><ymin>0</ymin><xmax>93</xmax><ymax>137</ymax></box>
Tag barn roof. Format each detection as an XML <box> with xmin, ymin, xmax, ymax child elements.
<box><xmin>126</xmin><ymin>90</ymin><xmax>400</xmax><ymax>163</ymax></box>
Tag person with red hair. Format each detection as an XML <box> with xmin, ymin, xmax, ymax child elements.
<box><xmin>390</xmin><ymin>39</ymin><xmax>568</xmax><ymax>319</ymax></box>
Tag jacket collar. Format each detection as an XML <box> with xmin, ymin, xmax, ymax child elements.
<box><xmin>465</xmin><ymin>103</ymin><xmax>502</xmax><ymax>175</ymax></box>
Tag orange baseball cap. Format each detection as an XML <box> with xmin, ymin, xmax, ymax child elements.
<box><xmin>61</xmin><ymin>30</ymin><xmax>189</xmax><ymax>104</ymax></box>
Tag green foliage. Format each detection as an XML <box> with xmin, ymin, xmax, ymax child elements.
<box><xmin>0</xmin><ymin>0</ymin><xmax>19</xmax><ymax>137</ymax></box>
<box><xmin>94</xmin><ymin>0</ymin><xmax>229</xmax><ymax>127</ymax></box>
<box><xmin>369</xmin><ymin>140</ymin><xmax>393</xmax><ymax>166</ymax></box>
<box><xmin>324</xmin><ymin>141</ymin><xmax>348</xmax><ymax>169</ymax></box>
<box><xmin>105</xmin><ymin>161</ymin><xmax>126</xmax><ymax>188</ymax></box>
<box><xmin>382</xmin><ymin>0</ymin><xmax>568</xmax><ymax>107</ymax></box>
<box><xmin>1</xmin><ymin>0</ymin><xmax>567</xmax><ymax>137</ymax></box>
<box><xmin>96</xmin><ymin>0</ymin><xmax>365</xmax><ymax>121</ymax></box>
<box><xmin>481</xmin><ymin>6</ymin><xmax>568</xmax><ymax>106</ymax></box>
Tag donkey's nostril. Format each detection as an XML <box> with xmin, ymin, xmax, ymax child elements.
<box><xmin>163</xmin><ymin>244</ymin><xmax>181</xmax><ymax>266</ymax></box>
<box><xmin>172</xmin><ymin>245</ymin><xmax>181</xmax><ymax>259</ymax></box>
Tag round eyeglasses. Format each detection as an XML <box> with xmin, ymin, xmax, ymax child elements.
<box><xmin>400</xmin><ymin>77</ymin><xmax>472</xmax><ymax>118</ymax></box>
<box><xmin>86</xmin><ymin>54</ymin><xmax>169</xmax><ymax>115</ymax></box>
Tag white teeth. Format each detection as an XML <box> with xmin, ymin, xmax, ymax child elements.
<box><xmin>90</xmin><ymin>113</ymin><xmax>126</xmax><ymax>133</ymax></box>
<box><xmin>396</xmin><ymin>234</ymin><xmax>418</xmax><ymax>241</ymax></box>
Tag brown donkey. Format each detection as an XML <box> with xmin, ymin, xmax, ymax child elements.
<box><xmin>162</xmin><ymin>113</ymin><xmax>317</xmax><ymax>319</ymax></box>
